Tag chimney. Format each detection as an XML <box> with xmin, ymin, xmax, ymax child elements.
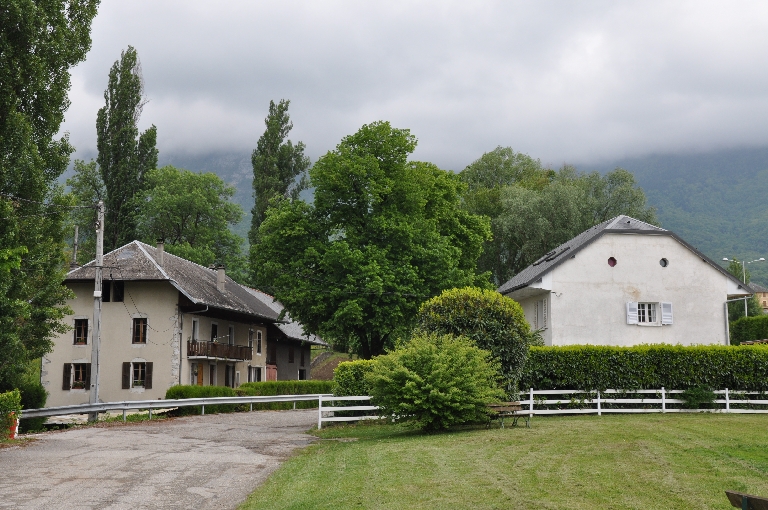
<box><xmin>217</xmin><ymin>265</ymin><xmax>226</xmax><ymax>292</ymax></box>
<box><xmin>156</xmin><ymin>239</ymin><xmax>165</xmax><ymax>265</ymax></box>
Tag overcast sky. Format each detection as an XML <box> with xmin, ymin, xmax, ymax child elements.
<box><xmin>60</xmin><ymin>1</ymin><xmax>768</xmax><ymax>171</ymax></box>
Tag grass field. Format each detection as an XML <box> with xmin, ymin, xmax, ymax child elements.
<box><xmin>239</xmin><ymin>413</ymin><xmax>768</xmax><ymax>509</ymax></box>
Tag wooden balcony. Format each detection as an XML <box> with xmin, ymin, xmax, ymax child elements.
<box><xmin>187</xmin><ymin>340</ymin><xmax>252</xmax><ymax>361</ymax></box>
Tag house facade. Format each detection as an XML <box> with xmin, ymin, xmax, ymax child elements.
<box><xmin>498</xmin><ymin>216</ymin><xmax>752</xmax><ymax>347</ymax></box>
<box><xmin>749</xmin><ymin>283</ymin><xmax>768</xmax><ymax>313</ymax></box>
<box><xmin>43</xmin><ymin>241</ymin><xmax>325</xmax><ymax>408</ymax></box>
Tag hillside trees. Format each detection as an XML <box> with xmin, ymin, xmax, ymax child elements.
<box><xmin>134</xmin><ymin>165</ymin><xmax>247</xmax><ymax>281</ymax></box>
<box><xmin>0</xmin><ymin>0</ymin><xmax>99</xmax><ymax>389</ymax></box>
<box><xmin>251</xmin><ymin>121</ymin><xmax>491</xmax><ymax>358</ymax></box>
<box><xmin>249</xmin><ymin>99</ymin><xmax>310</xmax><ymax>244</ymax></box>
<box><xmin>97</xmin><ymin>45</ymin><xmax>158</xmax><ymax>251</ymax></box>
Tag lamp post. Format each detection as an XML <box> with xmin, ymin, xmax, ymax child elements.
<box><xmin>723</xmin><ymin>257</ymin><xmax>765</xmax><ymax>317</ymax></box>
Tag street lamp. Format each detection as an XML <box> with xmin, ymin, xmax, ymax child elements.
<box><xmin>723</xmin><ymin>257</ymin><xmax>765</xmax><ymax>317</ymax></box>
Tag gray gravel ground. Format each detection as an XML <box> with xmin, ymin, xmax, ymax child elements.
<box><xmin>0</xmin><ymin>409</ymin><xmax>318</xmax><ymax>509</ymax></box>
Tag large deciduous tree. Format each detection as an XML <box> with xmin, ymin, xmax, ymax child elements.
<box><xmin>460</xmin><ymin>148</ymin><xmax>657</xmax><ymax>285</ymax></box>
<box><xmin>0</xmin><ymin>0</ymin><xmax>99</xmax><ymax>389</ymax></box>
<box><xmin>134</xmin><ymin>165</ymin><xmax>247</xmax><ymax>282</ymax></box>
<box><xmin>97</xmin><ymin>45</ymin><xmax>157</xmax><ymax>251</ymax></box>
<box><xmin>249</xmin><ymin>99</ymin><xmax>310</xmax><ymax>244</ymax></box>
<box><xmin>251</xmin><ymin>121</ymin><xmax>491</xmax><ymax>358</ymax></box>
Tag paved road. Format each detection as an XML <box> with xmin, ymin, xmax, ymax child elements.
<box><xmin>0</xmin><ymin>410</ymin><xmax>318</xmax><ymax>509</ymax></box>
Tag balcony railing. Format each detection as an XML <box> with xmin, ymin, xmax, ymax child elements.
<box><xmin>187</xmin><ymin>340</ymin><xmax>252</xmax><ymax>361</ymax></box>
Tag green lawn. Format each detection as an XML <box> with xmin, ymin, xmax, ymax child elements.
<box><xmin>239</xmin><ymin>413</ymin><xmax>768</xmax><ymax>509</ymax></box>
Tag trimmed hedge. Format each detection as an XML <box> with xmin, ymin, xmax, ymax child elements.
<box><xmin>520</xmin><ymin>344</ymin><xmax>768</xmax><ymax>391</ymax></box>
<box><xmin>730</xmin><ymin>315</ymin><xmax>768</xmax><ymax>345</ymax></box>
<box><xmin>333</xmin><ymin>359</ymin><xmax>378</xmax><ymax>396</ymax></box>
<box><xmin>238</xmin><ymin>381</ymin><xmax>334</xmax><ymax>410</ymax></box>
<box><xmin>165</xmin><ymin>385</ymin><xmax>237</xmax><ymax>415</ymax></box>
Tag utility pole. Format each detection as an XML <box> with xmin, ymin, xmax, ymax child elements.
<box><xmin>71</xmin><ymin>225</ymin><xmax>79</xmax><ymax>269</ymax></box>
<box><xmin>88</xmin><ymin>200</ymin><xmax>104</xmax><ymax>422</ymax></box>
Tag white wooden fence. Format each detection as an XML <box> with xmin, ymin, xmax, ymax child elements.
<box><xmin>518</xmin><ymin>388</ymin><xmax>768</xmax><ymax>415</ymax></box>
<box><xmin>317</xmin><ymin>389</ymin><xmax>768</xmax><ymax>429</ymax></box>
<box><xmin>317</xmin><ymin>395</ymin><xmax>380</xmax><ymax>429</ymax></box>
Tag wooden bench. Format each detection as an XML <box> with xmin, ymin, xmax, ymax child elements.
<box><xmin>487</xmin><ymin>402</ymin><xmax>530</xmax><ymax>428</ymax></box>
<box><xmin>726</xmin><ymin>490</ymin><xmax>768</xmax><ymax>510</ymax></box>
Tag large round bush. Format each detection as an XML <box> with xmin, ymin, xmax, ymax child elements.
<box><xmin>416</xmin><ymin>287</ymin><xmax>533</xmax><ymax>394</ymax></box>
<box><xmin>366</xmin><ymin>333</ymin><xmax>504</xmax><ymax>431</ymax></box>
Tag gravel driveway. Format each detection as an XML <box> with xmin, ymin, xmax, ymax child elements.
<box><xmin>0</xmin><ymin>409</ymin><xmax>318</xmax><ymax>509</ymax></box>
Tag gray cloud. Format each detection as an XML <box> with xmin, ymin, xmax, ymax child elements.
<box><xmin>60</xmin><ymin>0</ymin><xmax>768</xmax><ymax>171</ymax></box>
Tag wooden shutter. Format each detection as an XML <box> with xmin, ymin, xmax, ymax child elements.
<box><xmin>626</xmin><ymin>302</ymin><xmax>638</xmax><ymax>325</ymax></box>
<box><xmin>145</xmin><ymin>362</ymin><xmax>153</xmax><ymax>389</ymax></box>
<box><xmin>85</xmin><ymin>363</ymin><xmax>92</xmax><ymax>388</ymax></box>
<box><xmin>62</xmin><ymin>363</ymin><xmax>71</xmax><ymax>390</ymax></box>
<box><xmin>661</xmin><ymin>302</ymin><xmax>673</xmax><ymax>325</ymax></box>
<box><xmin>122</xmin><ymin>362</ymin><xmax>131</xmax><ymax>389</ymax></box>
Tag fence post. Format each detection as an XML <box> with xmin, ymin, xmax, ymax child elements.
<box><xmin>148</xmin><ymin>405</ymin><xmax>152</xmax><ymax>420</ymax></box>
<box><xmin>661</xmin><ymin>387</ymin><xmax>666</xmax><ymax>413</ymax></box>
<box><xmin>597</xmin><ymin>391</ymin><xmax>601</xmax><ymax>416</ymax></box>
<box><xmin>725</xmin><ymin>388</ymin><xmax>730</xmax><ymax>413</ymax></box>
<box><xmin>250</xmin><ymin>403</ymin><xmax>253</xmax><ymax>412</ymax></box>
<box><xmin>201</xmin><ymin>404</ymin><xmax>205</xmax><ymax>416</ymax></box>
<box><xmin>122</xmin><ymin>409</ymin><xmax>126</xmax><ymax>422</ymax></box>
<box><xmin>529</xmin><ymin>388</ymin><xmax>534</xmax><ymax>418</ymax></box>
<box><xmin>318</xmin><ymin>396</ymin><xmax>323</xmax><ymax>430</ymax></box>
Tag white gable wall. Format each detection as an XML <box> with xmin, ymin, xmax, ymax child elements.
<box><xmin>540</xmin><ymin>233</ymin><xmax>730</xmax><ymax>346</ymax></box>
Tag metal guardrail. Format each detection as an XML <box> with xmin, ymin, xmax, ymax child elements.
<box><xmin>22</xmin><ymin>394</ymin><xmax>334</xmax><ymax>421</ymax></box>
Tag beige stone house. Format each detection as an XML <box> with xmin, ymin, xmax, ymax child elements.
<box><xmin>749</xmin><ymin>283</ymin><xmax>768</xmax><ymax>313</ymax></box>
<box><xmin>498</xmin><ymin>215</ymin><xmax>752</xmax><ymax>346</ymax></box>
<box><xmin>43</xmin><ymin>241</ymin><xmax>326</xmax><ymax>408</ymax></box>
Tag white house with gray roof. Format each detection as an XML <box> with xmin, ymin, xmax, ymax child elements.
<box><xmin>497</xmin><ymin>216</ymin><xmax>752</xmax><ymax>346</ymax></box>
<box><xmin>43</xmin><ymin>241</ymin><xmax>326</xmax><ymax>407</ymax></box>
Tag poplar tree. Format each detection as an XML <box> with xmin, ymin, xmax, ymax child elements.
<box><xmin>249</xmin><ymin>99</ymin><xmax>310</xmax><ymax>245</ymax></box>
<box><xmin>96</xmin><ymin>46</ymin><xmax>158</xmax><ymax>251</ymax></box>
<box><xmin>0</xmin><ymin>0</ymin><xmax>99</xmax><ymax>390</ymax></box>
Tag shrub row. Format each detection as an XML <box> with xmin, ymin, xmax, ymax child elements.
<box><xmin>730</xmin><ymin>315</ymin><xmax>768</xmax><ymax>345</ymax></box>
<box><xmin>519</xmin><ymin>344</ymin><xmax>768</xmax><ymax>391</ymax></box>
<box><xmin>164</xmin><ymin>381</ymin><xmax>335</xmax><ymax>415</ymax></box>
<box><xmin>238</xmin><ymin>380</ymin><xmax>334</xmax><ymax>410</ymax></box>
<box><xmin>165</xmin><ymin>385</ymin><xmax>238</xmax><ymax>415</ymax></box>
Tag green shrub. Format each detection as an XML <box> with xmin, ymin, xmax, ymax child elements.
<box><xmin>416</xmin><ymin>287</ymin><xmax>533</xmax><ymax>395</ymax></box>
<box><xmin>680</xmin><ymin>386</ymin><xmax>716</xmax><ymax>409</ymax></box>
<box><xmin>520</xmin><ymin>344</ymin><xmax>768</xmax><ymax>391</ymax></box>
<box><xmin>367</xmin><ymin>333</ymin><xmax>505</xmax><ymax>431</ymax></box>
<box><xmin>0</xmin><ymin>389</ymin><xmax>22</xmax><ymax>435</ymax></box>
<box><xmin>17</xmin><ymin>378</ymin><xmax>47</xmax><ymax>432</ymax></box>
<box><xmin>165</xmin><ymin>385</ymin><xmax>237</xmax><ymax>415</ymax></box>
<box><xmin>238</xmin><ymin>380</ymin><xmax>334</xmax><ymax>410</ymax></box>
<box><xmin>730</xmin><ymin>315</ymin><xmax>768</xmax><ymax>345</ymax></box>
<box><xmin>333</xmin><ymin>359</ymin><xmax>378</xmax><ymax>396</ymax></box>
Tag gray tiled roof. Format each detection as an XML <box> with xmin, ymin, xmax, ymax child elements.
<box><xmin>750</xmin><ymin>283</ymin><xmax>768</xmax><ymax>293</ymax></box>
<box><xmin>497</xmin><ymin>215</ymin><xmax>750</xmax><ymax>295</ymax></box>
<box><xmin>243</xmin><ymin>288</ymin><xmax>328</xmax><ymax>347</ymax></box>
<box><xmin>66</xmin><ymin>241</ymin><xmax>280</xmax><ymax>321</ymax></box>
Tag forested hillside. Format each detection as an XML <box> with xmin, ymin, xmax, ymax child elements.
<box><xmin>592</xmin><ymin>147</ymin><xmax>768</xmax><ymax>286</ymax></box>
<box><xmin>145</xmin><ymin>145</ymin><xmax>768</xmax><ymax>286</ymax></box>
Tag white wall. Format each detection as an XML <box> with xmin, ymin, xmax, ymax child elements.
<box><xmin>546</xmin><ymin>233</ymin><xmax>730</xmax><ymax>346</ymax></box>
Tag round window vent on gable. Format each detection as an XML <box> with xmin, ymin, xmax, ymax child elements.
<box><xmin>660</xmin><ymin>258</ymin><xmax>669</xmax><ymax>267</ymax></box>
<box><xmin>608</xmin><ymin>257</ymin><xmax>617</xmax><ymax>267</ymax></box>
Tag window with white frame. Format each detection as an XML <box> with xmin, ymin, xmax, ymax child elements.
<box><xmin>627</xmin><ymin>302</ymin><xmax>673</xmax><ymax>326</ymax></box>
<box><xmin>256</xmin><ymin>330</ymin><xmax>262</xmax><ymax>354</ymax></box>
<box><xmin>192</xmin><ymin>319</ymin><xmax>199</xmax><ymax>341</ymax></box>
<box><xmin>122</xmin><ymin>361</ymin><xmax>153</xmax><ymax>389</ymax></box>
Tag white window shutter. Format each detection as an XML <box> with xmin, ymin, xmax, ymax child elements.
<box><xmin>626</xmin><ymin>302</ymin><xmax>638</xmax><ymax>325</ymax></box>
<box><xmin>661</xmin><ymin>302</ymin><xmax>673</xmax><ymax>325</ymax></box>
